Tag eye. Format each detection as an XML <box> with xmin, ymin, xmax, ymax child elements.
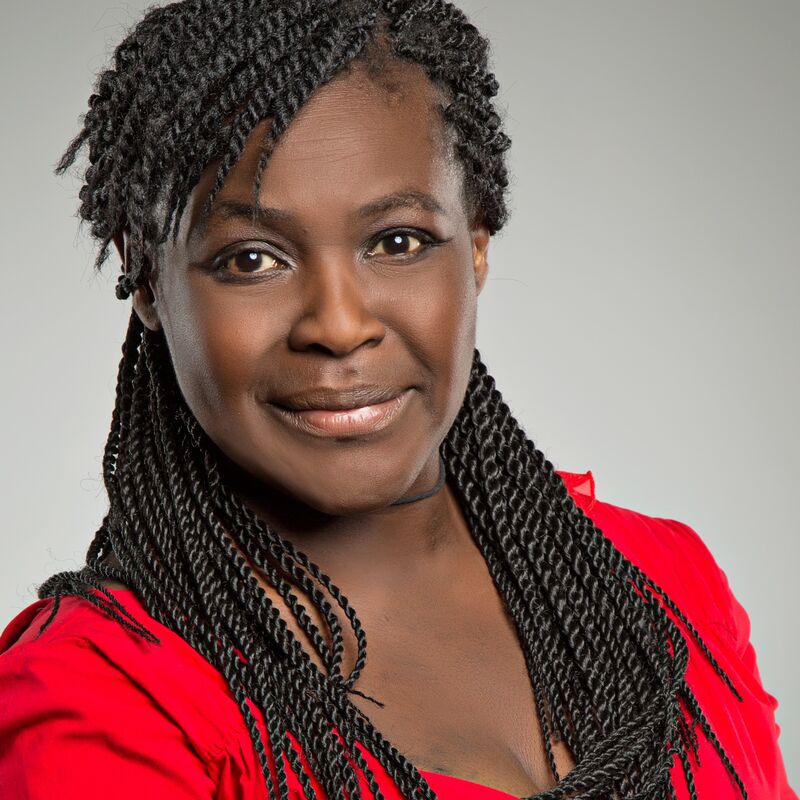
<box><xmin>217</xmin><ymin>249</ymin><xmax>285</xmax><ymax>276</ymax></box>
<box><xmin>368</xmin><ymin>231</ymin><xmax>427</xmax><ymax>258</ymax></box>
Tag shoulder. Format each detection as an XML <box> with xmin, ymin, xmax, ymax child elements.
<box><xmin>1</xmin><ymin>589</ymin><xmax>237</xmax><ymax>715</ymax></box>
<box><xmin>555</xmin><ymin>468</ymin><xmax>739</xmax><ymax>650</ymax></box>
<box><xmin>0</xmin><ymin>589</ymin><xmax>246</xmax><ymax>798</ymax></box>
<box><xmin>556</xmin><ymin>470</ymin><xmax>798</xmax><ymax>797</ymax></box>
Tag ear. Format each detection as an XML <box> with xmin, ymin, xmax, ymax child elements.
<box><xmin>111</xmin><ymin>229</ymin><xmax>162</xmax><ymax>331</ymax></box>
<box><xmin>470</xmin><ymin>221</ymin><xmax>491</xmax><ymax>295</ymax></box>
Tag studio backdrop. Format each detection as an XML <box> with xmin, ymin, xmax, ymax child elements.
<box><xmin>1</xmin><ymin>0</ymin><xmax>797</xmax><ymax>780</ymax></box>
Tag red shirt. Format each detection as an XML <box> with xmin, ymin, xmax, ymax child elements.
<box><xmin>0</xmin><ymin>470</ymin><xmax>795</xmax><ymax>799</ymax></box>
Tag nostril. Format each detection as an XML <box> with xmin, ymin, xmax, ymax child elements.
<box><xmin>287</xmin><ymin>301</ymin><xmax>385</xmax><ymax>356</ymax></box>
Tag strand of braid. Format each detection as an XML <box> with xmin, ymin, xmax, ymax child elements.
<box><xmin>41</xmin><ymin>0</ymin><xmax>746</xmax><ymax>797</ymax></box>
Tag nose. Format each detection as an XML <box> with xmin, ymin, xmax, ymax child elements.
<box><xmin>287</xmin><ymin>252</ymin><xmax>385</xmax><ymax>357</ymax></box>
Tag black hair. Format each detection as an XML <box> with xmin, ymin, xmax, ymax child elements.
<box><xmin>39</xmin><ymin>1</ymin><xmax>746</xmax><ymax>798</ymax></box>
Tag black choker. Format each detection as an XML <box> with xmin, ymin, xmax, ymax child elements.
<box><xmin>390</xmin><ymin>455</ymin><xmax>447</xmax><ymax>506</ymax></box>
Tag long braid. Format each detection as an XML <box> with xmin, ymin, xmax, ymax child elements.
<box><xmin>42</xmin><ymin>1</ymin><xmax>747</xmax><ymax>797</ymax></box>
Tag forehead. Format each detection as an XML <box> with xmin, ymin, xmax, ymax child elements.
<box><xmin>184</xmin><ymin>59</ymin><xmax>463</xmax><ymax>237</ymax></box>
<box><xmin>275</xmin><ymin>58</ymin><xmax>451</xmax><ymax>163</ymax></box>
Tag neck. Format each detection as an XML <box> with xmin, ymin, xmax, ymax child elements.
<box><xmin>222</xmin><ymin>456</ymin><xmax>473</xmax><ymax>593</ymax></box>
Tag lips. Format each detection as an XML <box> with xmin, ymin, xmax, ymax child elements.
<box><xmin>272</xmin><ymin>385</ymin><xmax>406</xmax><ymax>412</ymax></box>
<box><xmin>268</xmin><ymin>385</ymin><xmax>413</xmax><ymax>437</ymax></box>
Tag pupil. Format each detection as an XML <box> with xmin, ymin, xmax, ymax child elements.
<box><xmin>236</xmin><ymin>251</ymin><xmax>261</xmax><ymax>272</ymax></box>
<box><xmin>384</xmin><ymin>234</ymin><xmax>409</xmax><ymax>255</ymax></box>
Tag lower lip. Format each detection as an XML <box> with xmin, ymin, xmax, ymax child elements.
<box><xmin>271</xmin><ymin>389</ymin><xmax>413</xmax><ymax>438</ymax></box>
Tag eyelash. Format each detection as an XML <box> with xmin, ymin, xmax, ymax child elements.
<box><xmin>209</xmin><ymin>227</ymin><xmax>445</xmax><ymax>282</ymax></box>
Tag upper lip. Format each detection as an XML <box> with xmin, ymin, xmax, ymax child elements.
<box><xmin>271</xmin><ymin>384</ymin><xmax>408</xmax><ymax>412</ymax></box>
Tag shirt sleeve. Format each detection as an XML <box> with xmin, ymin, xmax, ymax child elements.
<box><xmin>666</xmin><ymin>520</ymin><xmax>798</xmax><ymax>799</ymax></box>
<box><xmin>0</xmin><ymin>633</ymin><xmax>216</xmax><ymax>799</ymax></box>
<box><xmin>716</xmin><ymin>564</ymin><xmax>798</xmax><ymax>799</ymax></box>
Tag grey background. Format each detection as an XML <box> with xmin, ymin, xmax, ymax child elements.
<box><xmin>1</xmin><ymin>0</ymin><xmax>797</xmax><ymax>782</ymax></box>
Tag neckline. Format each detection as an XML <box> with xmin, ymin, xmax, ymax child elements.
<box><xmin>93</xmin><ymin>589</ymin><xmax>540</xmax><ymax>799</ymax></box>
<box><xmin>417</xmin><ymin>768</ymin><xmax>524</xmax><ymax>799</ymax></box>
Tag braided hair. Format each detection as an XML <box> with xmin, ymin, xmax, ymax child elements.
<box><xmin>39</xmin><ymin>1</ymin><xmax>746</xmax><ymax>798</ymax></box>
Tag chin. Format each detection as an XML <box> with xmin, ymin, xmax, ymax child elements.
<box><xmin>295</xmin><ymin>481</ymin><xmax>405</xmax><ymax>517</ymax></box>
<box><xmin>290</xmin><ymin>476</ymin><xmax>416</xmax><ymax>517</ymax></box>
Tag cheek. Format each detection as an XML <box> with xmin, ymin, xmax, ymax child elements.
<box><xmin>162</xmin><ymin>278</ymin><xmax>271</xmax><ymax>431</ymax></box>
<box><xmin>395</xmin><ymin>244</ymin><xmax>478</xmax><ymax>416</ymax></box>
<box><xmin>434</xmin><ymin>243</ymin><xmax>479</xmax><ymax>346</ymax></box>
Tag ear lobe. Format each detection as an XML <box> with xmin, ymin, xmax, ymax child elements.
<box><xmin>471</xmin><ymin>223</ymin><xmax>491</xmax><ymax>295</ymax></box>
<box><xmin>112</xmin><ymin>229</ymin><xmax>126</xmax><ymax>263</ymax></box>
<box><xmin>132</xmin><ymin>283</ymin><xmax>162</xmax><ymax>331</ymax></box>
<box><xmin>113</xmin><ymin>228</ymin><xmax>162</xmax><ymax>331</ymax></box>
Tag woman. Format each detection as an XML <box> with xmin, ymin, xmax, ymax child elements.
<box><xmin>0</xmin><ymin>1</ymin><xmax>794</xmax><ymax>798</ymax></box>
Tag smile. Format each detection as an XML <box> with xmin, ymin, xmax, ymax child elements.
<box><xmin>268</xmin><ymin>388</ymin><xmax>413</xmax><ymax>438</ymax></box>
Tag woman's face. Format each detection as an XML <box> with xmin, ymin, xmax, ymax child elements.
<box><xmin>128</xmin><ymin>59</ymin><xmax>490</xmax><ymax>516</ymax></box>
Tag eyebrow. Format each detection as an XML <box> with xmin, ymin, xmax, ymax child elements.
<box><xmin>356</xmin><ymin>190</ymin><xmax>445</xmax><ymax>219</ymax></box>
<box><xmin>193</xmin><ymin>190</ymin><xmax>446</xmax><ymax>238</ymax></box>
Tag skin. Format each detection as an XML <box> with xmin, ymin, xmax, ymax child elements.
<box><xmin>109</xmin><ymin>58</ymin><xmax>575</xmax><ymax>794</ymax></box>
